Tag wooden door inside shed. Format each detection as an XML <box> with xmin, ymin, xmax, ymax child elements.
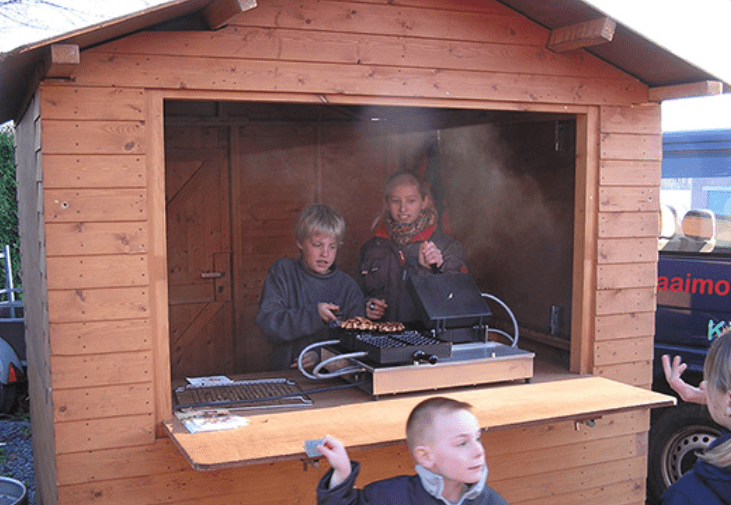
<box><xmin>166</xmin><ymin>124</ymin><xmax>235</xmax><ymax>380</ymax></box>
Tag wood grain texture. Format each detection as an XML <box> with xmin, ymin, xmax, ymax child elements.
<box><xmin>44</xmin><ymin>188</ymin><xmax>147</xmax><ymax>222</ymax></box>
<box><xmin>45</xmin><ymin>221</ymin><xmax>148</xmax><ymax>256</ymax></box>
<box><xmin>47</xmin><ymin>287</ymin><xmax>150</xmax><ymax>323</ymax></box>
<box><xmin>163</xmin><ymin>376</ymin><xmax>672</xmax><ymax>469</ymax></box>
<box><xmin>50</xmin><ymin>319</ymin><xmax>152</xmax><ymax>355</ymax></box>
<box><xmin>23</xmin><ymin>1</ymin><xmax>668</xmax><ymax>503</ymax></box>
<box><xmin>595</xmin><ymin>312</ymin><xmax>655</xmax><ymax>341</ymax></box>
<box><xmin>46</xmin><ymin>255</ymin><xmax>149</xmax><ymax>289</ymax></box>
<box><xmin>43</xmin><ymin>154</ymin><xmax>146</xmax><ymax>188</ymax></box>
<box><xmin>51</xmin><ymin>350</ymin><xmax>152</xmax><ymax>389</ymax></box>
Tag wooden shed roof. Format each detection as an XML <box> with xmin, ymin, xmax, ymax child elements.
<box><xmin>0</xmin><ymin>0</ymin><xmax>727</xmax><ymax>123</ymax></box>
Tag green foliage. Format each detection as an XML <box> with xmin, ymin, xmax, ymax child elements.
<box><xmin>0</xmin><ymin>129</ymin><xmax>21</xmax><ymax>293</ymax></box>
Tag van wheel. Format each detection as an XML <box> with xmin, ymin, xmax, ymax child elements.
<box><xmin>0</xmin><ymin>382</ymin><xmax>16</xmax><ymax>414</ymax></box>
<box><xmin>646</xmin><ymin>402</ymin><xmax>722</xmax><ymax>504</ymax></box>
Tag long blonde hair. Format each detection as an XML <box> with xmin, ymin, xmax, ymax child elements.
<box><xmin>698</xmin><ymin>327</ymin><xmax>731</xmax><ymax>467</ymax></box>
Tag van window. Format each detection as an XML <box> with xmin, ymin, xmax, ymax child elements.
<box><xmin>659</xmin><ymin>130</ymin><xmax>731</xmax><ymax>256</ymax></box>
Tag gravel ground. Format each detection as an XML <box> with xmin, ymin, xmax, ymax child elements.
<box><xmin>0</xmin><ymin>415</ymin><xmax>35</xmax><ymax>505</ymax></box>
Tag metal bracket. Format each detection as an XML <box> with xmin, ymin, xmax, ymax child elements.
<box><xmin>574</xmin><ymin>418</ymin><xmax>596</xmax><ymax>431</ymax></box>
<box><xmin>301</xmin><ymin>458</ymin><xmax>320</xmax><ymax>471</ymax></box>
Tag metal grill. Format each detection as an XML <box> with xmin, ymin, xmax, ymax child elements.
<box><xmin>174</xmin><ymin>378</ymin><xmax>312</xmax><ymax>410</ymax></box>
<box><xmin>355</xmin><ymin>331</ymin><xmax>440</xmax><ymax>347</ymax></box>
<box><xmin>338</xmin><ymin>330</ymin><xmax>451</xmax><ymax>364</ymax></box>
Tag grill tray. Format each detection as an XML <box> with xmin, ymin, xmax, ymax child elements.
<box><xmin>337</xmin><ymin>329</ymin><xmax>451</xmax><ymax>365</ymax></box>
<box><xmin>174</xmin><ymin>378</ymin><xmax>312</xmax><ymax>410</ymax></box>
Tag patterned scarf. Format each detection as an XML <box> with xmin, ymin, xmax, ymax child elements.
<box><xmin>386</xmin><ymin>206</ymin><xmax>437</xmax><ymax>246</ymax></box>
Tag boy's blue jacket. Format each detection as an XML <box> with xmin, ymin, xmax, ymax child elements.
<box><xmin>661</xmin><ymin>433</ymin><xmax>731</xmax><ymax>505</ymax></box>
<box><xmin>317</xmin><ymin>462</ymin><xmax>509</xmax><ymax>505</ymax></box>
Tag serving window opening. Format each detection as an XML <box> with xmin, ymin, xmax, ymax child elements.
<box><xmin>162</xmin><ymin>100</ymin><xmax>577</xmax><ymax>384</ymax></box>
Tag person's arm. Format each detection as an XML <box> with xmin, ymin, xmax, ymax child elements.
<box><xmin>418</xmin><ymin>240</ymin><xmax>444</xmax><ymax>270</ymax></box>
<box><xmin>317</xmin><ymin>436</ymin><xmax>352</xmax><ymax>489</ymax></box>
<box><xmin>256</xmin><ymin>262</ymin><xmax>327</xmax><ymax>344</ymax></box>
<box><xmin>661</xmin><ymin>354</ymin><xmax>707</xmax><ymax>404</ymax></box>
<box><xmin>437</xmin><ymin>235</ymin><xmax>467</xmax><ymax>274</ymax></box>
<box><xmin>414</xmin><ymin>233</ymin><xmax>467</xmax><ymax>274</ymax></box>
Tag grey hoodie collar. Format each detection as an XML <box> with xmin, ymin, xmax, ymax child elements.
<box><xmin>415</xmin><ymin>464</ymin><xmax>488</xmax><ymax>505</ymax></box>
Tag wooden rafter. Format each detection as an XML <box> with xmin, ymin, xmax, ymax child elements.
<box><xmin>648</xmin><ymin>80</ymin><xmax>724</xmax><ymax>102</ymax></box>
<box><xmin>202</xmin><ymin>0</ymin><xmax>258</xmax><ymax>30</ymax></box>
<box><xmin>44</xmin><ymin>43</ymin><xmax>79</xmax><ymax>79</ymax></box>
<box><xmin>547</xmin><ymin>17</ymin><xmax>616</xmax><ymax>53</ymax></box>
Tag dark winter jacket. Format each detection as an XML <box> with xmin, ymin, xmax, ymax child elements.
<box><xmin>256</xmin><ymin>258</ymin><xmax>364</xmax><ymax>370</ymax></box>
<box><xmin>661</xmin><ymin>432</ymin><xmax>731</xmax><ymax>505</ymax></box>
<box><xmin>362</xmin><ymin>224</ymin><xmax>467</xmax><ymax>323</ymax></box>
<box><xmin>317</xmin><ymin>462</ymin><xmax>509</xmax><ymax>505</ymax></box>
<box><xmin>373</xmin><ymin>223</ymin><xmax>467</xmax><ymax>277</ymax></box>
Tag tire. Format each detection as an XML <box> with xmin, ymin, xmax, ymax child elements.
<box><xmin>0</xmin><ymin>382</ymin><xmax>16</xmax><ymax>414</ymax></box>
<box><xmin>646</xmin><ymin>402</ymin><xmax>723</xmax><ymax>504</ymax></box>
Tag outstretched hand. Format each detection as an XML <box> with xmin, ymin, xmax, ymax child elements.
<box><xmin>317</xmin><ymin>435</ymin><xmax>352</xmax><ymax>489</ymax></box>
<box><xmin>661</xmin><ymin>354</ymin><xmax>707</xmax><ymax>404</ymax></box>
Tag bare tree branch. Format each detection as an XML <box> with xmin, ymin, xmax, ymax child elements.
<box><xmin>0</xmin><ymin>0</ymin><xmax>159</xmax><ymax>51</ymax></box>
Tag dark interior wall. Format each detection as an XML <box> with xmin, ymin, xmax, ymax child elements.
<box><xmin>439</xmin><ymin>120</ymin><xmax>575</xmax><ymax>338</ymax></box>
<box><xmin>164</xmin><ymin>101</ymin><xmax>577</xmax><ymax>374</ymax></box>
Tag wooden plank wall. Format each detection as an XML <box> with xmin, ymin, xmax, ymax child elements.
<box><xmin>51</xmin><ymin>410</ymin><xmax>648</xmax><ymax>505</ymax></box>
<box><xmin>28</xmin><ymin>0</ymin><xmax>658</xmax><ymax>503</ymax></box>
<box><xmin>39</xmin><ymin>84</ymin><xmax>153</xmax><ymax>505</ymax></box>
<box><xmin>594</xmin><ymin>105</ymin><xmax>661</xmax><ymax>389</ymax></box>
<box><xmin>16</xmin><ymin>91</ymin><xmax>60</xmax><ymax>505</ymax></box>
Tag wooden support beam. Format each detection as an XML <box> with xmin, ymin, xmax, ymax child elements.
<box><xmin>648</xmin><ymin>80</ymin><xmax>724</xmax><ymax>102</ymax></box>
<box><xmin>547</xmin><ymin>17</ymin><xmax>616</xmax><ymax>53</ymax></box>
<box><xmin>44</xmin><ymin>44</ymin><xmax>79</xmax><ymax>79</ymax></box>
<box><xmin>202</xmin><ymin>0</ymin><xmax>258</xmax><ymax>30</ymax></box>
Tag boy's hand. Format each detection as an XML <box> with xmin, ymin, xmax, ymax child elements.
<box><xmin>292</xmin><ymin>350</ymin><xmax>319</xmax><ymax>370</ymax></box>
<box><xmin>418</xmin><ymin>241</ymin><xmax>443</xmax><ymax>270</ymax></box>
<box><xmin>661</xmin><ymin>354</ymin><xmax>707</xmax><ymax>404</ymax></box>
<box><xmin>317</xmin><ymin>435</ymin><xmax>351</xmax><ymax>489</ymax></box>
<box><xmin>366</xmin><ymin>298</ymin><xmax>387</xmax><ymax>320</ymax></box>
<box><xmin>318</xmin><ymin>303</ymin><xmax>340</xmax><ymax>323</ymax></box>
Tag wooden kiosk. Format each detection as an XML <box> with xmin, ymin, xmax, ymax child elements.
<box><xmin>1</xmin><ymin>1</ymin><xmax>727</xmax><ymax>503</ymax></box>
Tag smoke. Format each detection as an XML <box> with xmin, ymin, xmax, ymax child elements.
<box><xmin>439</xmin><ymin>122</ymin><xmax>574</xmax><ymax>333</ymax></box>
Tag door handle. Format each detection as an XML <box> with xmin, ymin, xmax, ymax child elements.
<box><xmin>200</xmin><ymin>271</ymin><xmax>225</xmax><ymax>279</ymax></box>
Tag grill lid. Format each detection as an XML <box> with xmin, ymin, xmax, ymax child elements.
<box><xmin>407</xmin><ymin>273</ymin><xmax>491</xmax><ymax>330</ymax></box>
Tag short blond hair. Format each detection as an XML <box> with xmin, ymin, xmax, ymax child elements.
<box><xmin>406</xmin><ymin>397</ymin><xmax>473</xmax><ymax>453</ymax></box>
<box><xmin>295</xmin><ymin>204</ymin><xmax>345</xmax><ymax>245</ymax></box>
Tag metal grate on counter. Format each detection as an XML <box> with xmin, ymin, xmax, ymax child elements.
<box><xmin>337</xmin><ymin>330</ymin><xmax>452</xmax><ymax>364</ymax></box>
<box><xmin>174</xmin><ymin>378</ymin><xmax>313</xmax><ymax>410</ymax></box>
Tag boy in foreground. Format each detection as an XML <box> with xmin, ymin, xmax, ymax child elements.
<box><xmin>316</xmin><ymin>397</ymin><xmax>509</xmax><ymax>505</ymax></box>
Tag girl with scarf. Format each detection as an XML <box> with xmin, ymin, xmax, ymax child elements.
<box><xmin>360</xmin><ymin>171</ymin><xmax>467</xmax><ymax>323</ymax></box>
<box><xmin>661</xmin><ymin>328</ymin><xmax>731</xmax><ymax>505</ymax></box>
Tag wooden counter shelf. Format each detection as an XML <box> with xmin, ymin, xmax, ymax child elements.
<box><xmin>163</xmin><ymin>366</ymin><xmax>675</xmax><ymax>471</ymax></box>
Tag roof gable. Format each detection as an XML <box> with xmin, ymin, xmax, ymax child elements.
<box><xmin>0</xmin><ymin>0</ymin><xmax>727</xmax><ymax>122</ymax></box>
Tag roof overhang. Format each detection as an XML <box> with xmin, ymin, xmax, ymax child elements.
<box><xmin>0</xmin><ymin>0</ymin><xmax>213</xmax><ymax>123</ymax></box>
<box><xmin>500</xmin><ymin>0</ymin><xmax>729</xmax><ymax>92</ymax></box>
<box><xmin>1</xmin><ymin>0</ymin><xmax>728</xmax><ymax>123</ymax></box>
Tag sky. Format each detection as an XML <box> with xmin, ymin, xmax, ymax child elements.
<box><xmin>584</xmin><ymin>0</ymin><xmax>731</xmax><ymax>132</ymax></box>
<box><xmin>0</xmin><ymin>0</ymin><xmax>730</xmax><ymax>132</ymax></box>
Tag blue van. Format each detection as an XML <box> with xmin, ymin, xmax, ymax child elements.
<box><xmin>647</xmin><ymin>128</ymin><xmax>731</xmax><ymax>503</ymax></box>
